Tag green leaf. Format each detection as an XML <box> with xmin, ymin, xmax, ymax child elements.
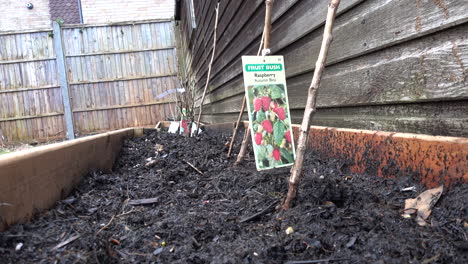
<box><xmin>270</xmin><ymin>85</ymin><xmax>283</xmax><ymax>99</ymax></box>
<box><xmin>256</xmin><ymin>110</ymin><xmax>266</xmax><ymax>122</ymax></box>
<box><xmin>266</xmin><ymin>144</ymin><xmax>274</xmax><ymax>157</ymax></box>
<box><xmin>248</xmin><ymin>88</ymin><xmax>255</xmax><ymax>111</ymax></box>
<box><xmin>273</xmin><ymin>121</ymin><xmax>285</xmax><ymax>145</ymax></box>
<box><xmin>280</xmin><ymin>148</ymin><xmax>294</xmax><ymax>163</ymax></box>
<box><xmin>255</xmin><ymin>145</ymin><xmax>267</xmax><ymax>161</ymax></box>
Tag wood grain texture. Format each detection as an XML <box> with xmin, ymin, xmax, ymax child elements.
<box><xmin>190</xmin><ymin>0</ymin><xmax>236</xmax><ymax>73</ymax></box>
<box><xmin>198</xmin><ymin>22</ymin><xmax>468</xmax><ymax>108</ymax></box>
<box><xmin>53</xmin><ymin>22</ymin><xmax>75</xmax><ymax>140</ymax></box>
<box><xmin>194</xmin><ymin>0</ymin><xmax>361</xmax><ymax>96</ymax></box>
<box><xmin>194</xmin><ymin>0</ymin><xmax>468</xmax><ymax>106</ymax></box>
<box><xmin>199</xmin><ymin>100</ymin><xmax>468</xmax><ymax>137</ymax></box>
<box><xmin>190</xmin><ymin>0</ymin><xmax>218</xmax><ymax>68</ymax></box>
<box><xmin>284</xmin><ymin>0</ymin><xmax>468</xmax><ymax>77</ymax></box>
<box><xmin>192</xmin><ymin>0</ymin><xmax>263</xmax><ymax>81</ymax></box>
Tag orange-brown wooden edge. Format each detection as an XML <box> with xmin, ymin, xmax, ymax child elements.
<box><xmin>289</xmin><ymin>125</ymin><xmax>467</xmax><ymax>188</ymax></box>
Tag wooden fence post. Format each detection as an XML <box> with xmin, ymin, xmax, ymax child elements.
<box><xmin>53</xmin><ymin>22</ymin><xmax>75</xmax><ymax>140</ymax></box>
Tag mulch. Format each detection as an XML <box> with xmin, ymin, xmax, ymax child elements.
<box><xmin>0</xmin><ymin>130</ymin><xmax>466</xmax><ymax>263</ymax></box>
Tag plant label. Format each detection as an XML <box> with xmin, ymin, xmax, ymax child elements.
<box><xmin>168</xmin><ymin>122</ymin><xmax>179</xmax><ymax>134</ymax></box>
<box><xmin>242</xmin><ymin>56</ymin><xmax>296</xmax><ymax>171</ymax></box>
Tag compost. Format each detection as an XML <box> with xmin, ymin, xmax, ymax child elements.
<box><xmin>1</xmin><ymin>130</ymin><xmax>466</xmax><ymax>264</ymax></box>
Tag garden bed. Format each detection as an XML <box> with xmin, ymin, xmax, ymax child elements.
<box><xmin>0</xmin><ymin>130</ymin><xmax>466</xmax><ymax>263</ymax></box>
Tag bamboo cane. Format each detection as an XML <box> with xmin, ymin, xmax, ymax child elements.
<box><xmin>227</xmin><ymin>29</ymin><xmax>265</xmax><ymax>157</ymax></box>
<box><xmin>234</xmin><ymin>124</ymin><xmax>251</xmax><ymax>165</ymax></box>
<box><xmin>282</xmin><ymin>0</ymin><xmax>341</xmax><ymax>209</ymax></box>
<box><xmin>195</xmin><ymin>2</ymin><xmax>220</xmax><ymax>135</ymax></box>
<box><xmin>234</xmin><ymin>0</ymin><xmax>274</xmax><ymax>163</ymax></box>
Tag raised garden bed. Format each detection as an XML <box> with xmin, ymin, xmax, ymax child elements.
<box><xmin>0</xmin><ymin>129</ymin><xmax>466</xmax><ymax>263</ymax></box>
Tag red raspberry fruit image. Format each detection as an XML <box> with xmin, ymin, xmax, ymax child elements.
<box><xmin>181</xmin><ymin>120</ymin><xmax>188</xmax><ymax>130</ymax></box>
<box><xmin>261</xmin><ymin>120</ymin><xmax>273</xmax><ymax>133</ymax></box>
<box><xmin>273</xmin><ymin>107</ymin><xmax>286</xmax><ymax>120</ymax></box>
<box><xmin>261</xmin><ymin>96</ymin><xmax>271</xmax><ymax>111</ymax></box>
<box><xmin>253</xmin><ymin>98</ymin><xmax>262</xmax><ymax>112</ymax></box>
<box><xmin>285</xmin><ymin>130</ymin><xmax>292</xmax><ymax>143</ymax></box>
<box><xmin>255</xmin><ymin>132</ymin><xmax>263</xmax><ymax>145</ymax></box>
<box><xmin>273</xmin><ymin>148</ymin><xmax>281</xmax><ymax>161</ymax></box>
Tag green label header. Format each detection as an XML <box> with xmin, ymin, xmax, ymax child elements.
<box><xmin>245</xmin><ymin>63</ymin><xmax>283</xmax><ymax>72</ymax></box>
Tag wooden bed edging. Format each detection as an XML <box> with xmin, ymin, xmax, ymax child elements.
<box><xmin>0</xmin><ymin>128</ymin><xmax>137</xmax><ymax>231</ymax></box>
<box><xmin>225</xmin><ymin>121</ymin><xmax>467</xmax><ymax>188</ymax></box>
<box><xmin>1</xmin><ymin>123</ymin><xmax>466</xmax><ymax>231</ymax></box>
<box><xmin>289</xmin><ymin>125</ymin><xmax>467</xmax><ymax>189</ymax></box>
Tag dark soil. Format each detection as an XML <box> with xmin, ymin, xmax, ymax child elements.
<box><xmin>1</xmin><ymin>130</ymin><xmax>467</xmax><ymax>264</ymax></box>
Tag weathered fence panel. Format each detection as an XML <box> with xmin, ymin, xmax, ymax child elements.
<box><xmin>0</xmin><ymin>29</ymin><xmax>66</xmax><ymax>142</ymax></box>
<box><xmin>0</xmin><ymin>20</ymin><xmax>177</xmax><ymax>142</ymax></box>
<box><xmin>62</xmin><ymin>21</ymin><xmax>177</xmax><ymax>136</ymax></box>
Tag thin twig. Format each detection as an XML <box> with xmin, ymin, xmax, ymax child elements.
<box><xmin>227</xmin><ymin>98</ymin><xmax>246</xmax><ymax>157</ymax></box>
<box><xmin>283</xmin><ymin>0</ymin><xmax>341</xmax><ymax>210</ymax></box>
<box><xmin>234</xmin><ymin>125</ymin><xmax>251</xmax><ymax>166</ymax></box>
<box><xmin>117</xmin><ymin>209</ymin><xmax>135</xmax><ymax>217</ymax></box>
<box><xmin>195</xmin><ymin>2</ymin><xmax>220</xmax><ymax>135</ymax></box>
<box><xmin>183</xmin><ymin>159</ymin><xmax>204</xmax><ymax>175</ymax></box>
<box><xmin>128</xmin><ymin>198</ymin><xmax>159</xmax><ymax>206</ymax></box>
<box><xmin>227</xmin><ymin>29</ymin><xmax>265</xmax><ymax>157</ymax></box>
<box><xmin>235</xmin><ymin>0</ymin><xmax>274</xmax><ymax>163</ymax></box>
<box><xmin>239</xmin><ymin>200</ymin><xmax>278</xmax><ymax>223</ymax></box>
<box><xmin>52</xmin><ymin>234</ymin><xmax>81</xmax><ymax>250</ymax></box>
<box><xmin>97</xmin><ymin>215</ymin><xmax>116</xmax><ymax>234</ymax></box>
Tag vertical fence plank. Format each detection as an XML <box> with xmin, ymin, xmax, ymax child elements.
<box><xmin>52</xmin><ymin>22</ymin><xmax>75</xmax><ymax>140</ymax></box>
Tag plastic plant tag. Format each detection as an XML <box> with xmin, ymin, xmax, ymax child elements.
<box><xmin>168</xmin><ymin>122</ymin><xmax>179</xmax><ymax>134</ymax></box>
<box><xmin>191</xmin><ymin>122</ymin><xmax>202</xmax><ymax>136</ymax></box>
<box><xmin>179</xmin><ymin>120</ymin><xmax>189</xmax><ymax>135</ymax></box>
<box><xmin>242</xmin><ymin>55</ymin><xmax>296</xmax><ymax>171</ymax></box>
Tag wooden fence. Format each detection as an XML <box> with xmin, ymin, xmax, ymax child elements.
<box><xmin>177</xmin><ymin>0</ymin><xmax>468</xmax><ymax>137</ymax></box>
<box><xmin>0</xmin><ymin>20</ymin><xmax>177</xmax><ymax>142</ymax></box>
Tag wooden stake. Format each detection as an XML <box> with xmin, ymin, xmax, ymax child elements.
<box><xmin>195</xmin><ymin>3</ymin><xmax>220</xmax><ymax>135</ymax></box>
<box><xmin>227</xmin><ymin>97</ymin><xmax>246</xmax><ymax>157</ymax></box>
<box><xmin>282</xmin><ymin>0</ymin><xmax>341</xmax><ymax>210</ymax></box>
<box><xmin>234</xmin><ymin>125</ymin><xmax>251</xmax><ymax>166</ymax></box>
<box><xmin>263</xmin><ymin>0</ymin><xmax>274</xmax><ymax>51</ymax></box>
<box><xmin>227</xmin><ymin>29</ymin><xmax>266</xmax><ymax>157</ymax></box>
<box><xmin>234</xmin><ymin>0</ymin><xmax>274</xmax><ymax>162</ymax></box>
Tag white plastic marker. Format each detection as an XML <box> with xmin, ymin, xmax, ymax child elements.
<box><xmin>241</xmin><ymin>55</ymin><xmax>296</xmax><ymax>171</ymax></box>
<box><xmin>168</xmin><ymin>122</ymin><xmax>179</xmax><ymax>134</ymax></box>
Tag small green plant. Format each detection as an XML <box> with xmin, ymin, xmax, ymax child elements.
<box><xmin>55</xmin><ymin>18</ymin><xmax>65</xmax><ymax>25</ymax></box>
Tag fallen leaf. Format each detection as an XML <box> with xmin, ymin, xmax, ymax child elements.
<box><xmin>401</xmin><ymin>185</ymin><xmax>443</xmax><ymax>226</ymax></box>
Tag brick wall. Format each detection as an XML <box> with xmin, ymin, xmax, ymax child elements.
<box><xmin>0</xmin><ymin>0</ymin><xmax>51</xmax><ymax>31</ymax></box>
<box><xmin>81</xmin><ymin>0</ymin><xmax>175</xmax><ymax>24</ymax></box>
